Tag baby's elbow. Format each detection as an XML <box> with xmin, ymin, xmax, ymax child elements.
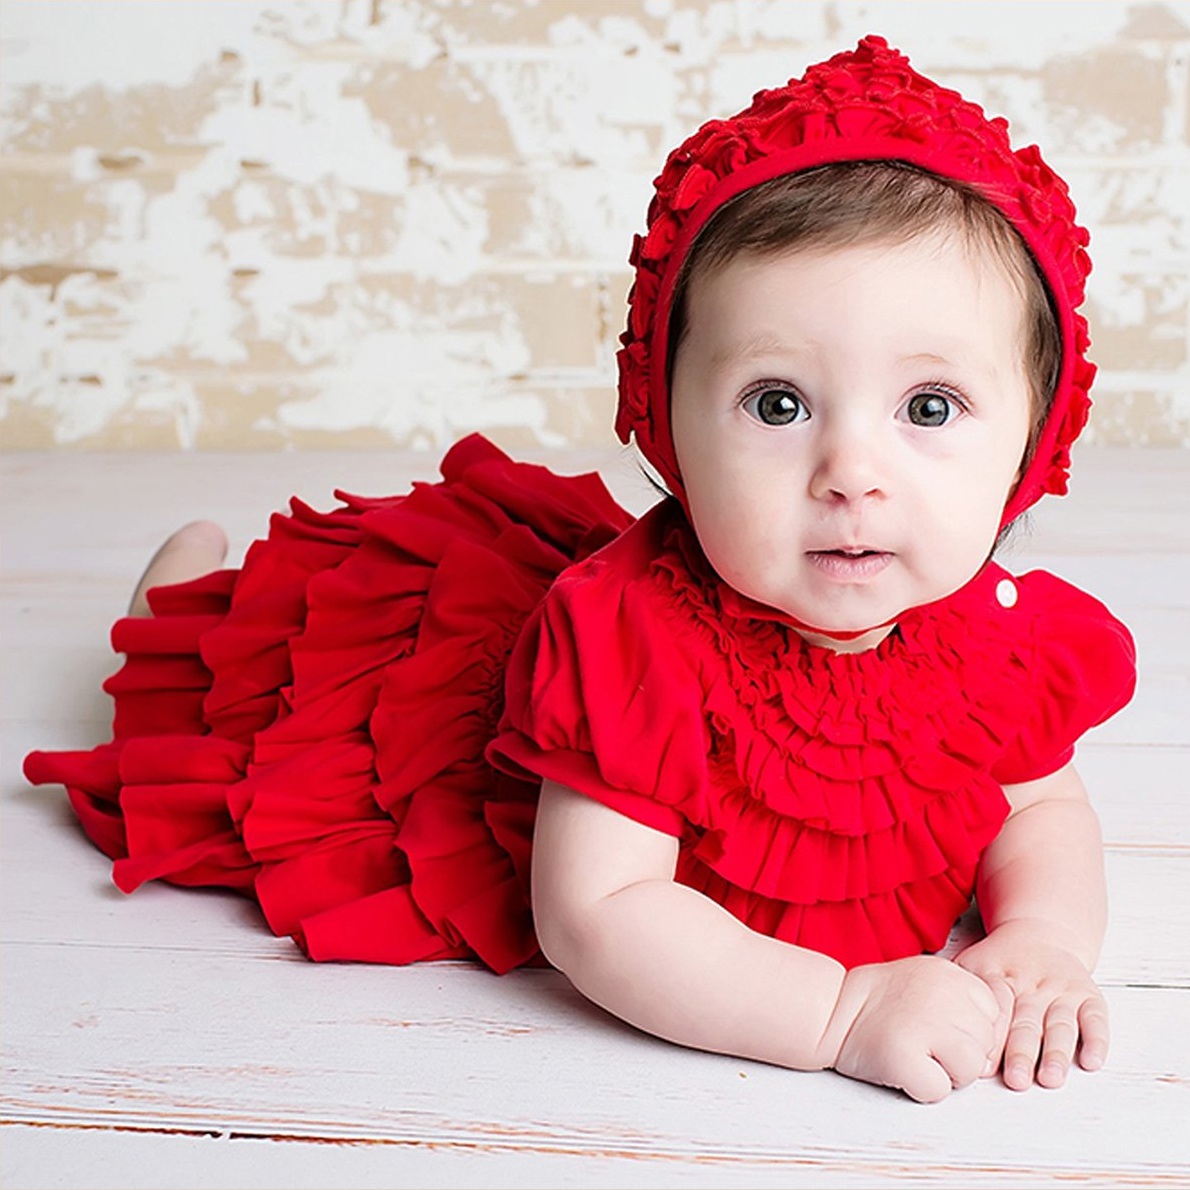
<box><xmin>532</xmin><ymin>890</ymin><xmax>599</xmax><ymax>976</ymax></box>
<box><xmin>531</xmin><ymin>781</ymin><xmax>678</xmax><ymax>975</ymax></box>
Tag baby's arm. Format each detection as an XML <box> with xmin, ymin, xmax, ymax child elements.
<box><xmin>534</xmin><ymin>781</ymin><xmax>1002</xmax><ymax>1102</ymax></box>
<box><xmin>956</xmin><ymin>762</ymin><xmax>1109</xmax><ymax>1090</ymax></box>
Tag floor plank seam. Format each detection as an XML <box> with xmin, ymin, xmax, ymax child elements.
<box><xmin>3</xmin><ymin>1119</ymin><xmax>1189</xmax><ymax>1180</ymax></box>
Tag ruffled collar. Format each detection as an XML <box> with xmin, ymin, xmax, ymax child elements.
<box><xmin>649</xmin><ymin>500</ymin><xmax>1004</xmax><ymax>672</ymax></box>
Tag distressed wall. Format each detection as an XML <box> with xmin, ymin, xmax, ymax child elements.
<box><xmin>2</xmin><ymin>0</ymin><xmax>1189</xmax><ymax>452</ymax></box>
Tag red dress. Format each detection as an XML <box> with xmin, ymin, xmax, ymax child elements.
<box><xmin>23</xmin><ymin>435</ymin><xmax>1136</xmax><ymax>972</ymax></box>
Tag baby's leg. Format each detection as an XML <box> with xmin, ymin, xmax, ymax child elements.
<box><xmin>128</xmin><ymin>521</ymin><xmax>229</xmax><ymax>617</ymax></box>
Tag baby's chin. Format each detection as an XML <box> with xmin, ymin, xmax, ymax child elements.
<box><xmin>793</xmin><ymin>621</ymin><xmax>900</xmax><ymax>654</ymax></box>
<box><xmin>762</xmin><ymin>585</ymin><xmax>918</xmax><ymax>650</ymax></box>
<box><xmin>786</xmin><ymin>575</ymin><xmax>985</xmax><ymax>647</ymax></box>
<box><xmin>752</xmin><ymin>594</ymin><xmax>901</xmax><ymax>651</ymax></box>
<box><xmin>763</xmin><ymin>589</ymin><xmax>905</xmax><ymax>638</ymax></box>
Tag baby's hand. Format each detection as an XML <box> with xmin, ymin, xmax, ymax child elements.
<box><xmin>824</xmin><ymin>955</ymin><xmax>1001</xmax><ymax>1103</ymax></box>
<box><xmin>956</xmin><ymin>921</ymin><xmax>1109</xmax><ymax>1091</ymax></box>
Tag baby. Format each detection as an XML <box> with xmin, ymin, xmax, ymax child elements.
<box><xmin>525</xmin><ymin>162</ymin><xmax>1114</xmax><ymax>1103</ymax></box>
<box><xmin>25</xmin><ymin>36</ymin><xmax>1136</xmax><ymax>1103</ymax></box>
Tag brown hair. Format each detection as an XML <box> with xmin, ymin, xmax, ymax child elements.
<box><xmin>666</xmin><ymin>161</ymin><xmax>1062</xmax><ymax>465</ymax></box>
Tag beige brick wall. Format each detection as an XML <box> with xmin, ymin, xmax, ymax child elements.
<box><xmin>2</xmin><ymin>0</ymin><xmax>1188</xmax><ymax>451</ymax></box>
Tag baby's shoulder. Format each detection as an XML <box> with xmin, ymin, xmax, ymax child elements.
<box><xmin>974</xmin><ymin>561</ymin><xmax>1133</xmax><ymax>651</ymax></box>
<box><xmin>545</xmin><ymin>498</ymin><xmax>692</xmax><ymax>618</ymax></box>
<box><xmin>974</xmin><ymin>564</ymin><xmax>1137</xmax><ymax>783</ymax></box>
<box><xmin>969</xmin><ymin>560</ymin><xmax>1136</xmax><ymax>713</ymax></box>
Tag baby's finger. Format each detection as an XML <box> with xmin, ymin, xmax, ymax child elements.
<box><xmin>902</xmin><ymin>1055</ymin><xmax>958</xmax><ymax>1104</ymax></box>
<box><xmin>1077</xmin><ymin>995</ymin><xmax>1110</xmax><ymax>1072</ymax></box>
<box><xmin>982</xmin><ymin>979</ymin><xmax>1014</xmax><ymax>1078</ymax></box>
<box><xmin>1002</xmin><ymin>999</ymin><xmax>1044</xmax><ymax>1091</ymax></box>
<box><xmin>927</xmin><ymin>1022</ymin><xmax>993</xmax><ymax>1093</ymax></box>
<box><xmin>955</xmin><ymin>963</ymin><xmax>1002</xmax><ymax>1021</ymax></box>
<box><xmin>1036</xmin><ymin>1001</ymin><xmax>1079</xmax><ymax>1089</ymax></box>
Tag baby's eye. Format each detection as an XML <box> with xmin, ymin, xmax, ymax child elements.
<box><xmin>904</xmin><ymin>389</ymin><xmax>962</xmax><ymax>427</ymax></box>
<box><xmin>742</xmin><ymin>386</ymin><xmax>808</xmax><ymax>426</ymax></box>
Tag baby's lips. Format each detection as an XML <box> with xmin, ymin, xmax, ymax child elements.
<box><xmin>808</xmin><ymin>545</ymin><xmax>892</xmax><ymax>556</ymax></box>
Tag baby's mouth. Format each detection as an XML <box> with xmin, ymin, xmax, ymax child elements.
<box><xmin>806</xmin><ymin>547</ymin><xmax>893</xmax><ymax>580</ymax></box>
<box><xmin>810</xmin><ymin>545</ymin><xmax>890</xmax><ymax>558</ymax></box>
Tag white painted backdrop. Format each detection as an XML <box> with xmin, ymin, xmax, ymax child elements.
<box><xmin>2</xmin><ymin>0</ymin><xmax>1189</xmax><ymax>451</ymax></box>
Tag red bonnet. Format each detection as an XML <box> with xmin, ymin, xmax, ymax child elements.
<box><xmin>614</xmin><ymin>34</ymin><xmax>1095</xmax><ymax>530</ymax></box>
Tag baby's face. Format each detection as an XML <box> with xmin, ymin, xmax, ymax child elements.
<box><xmin>670</xmin><ymin>233</ymin><xmax>1033</xmax><ymax>650</ymax></box>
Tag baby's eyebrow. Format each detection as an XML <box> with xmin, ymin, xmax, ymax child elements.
<box><xmin>706</xmin><ymin>332</ymin><xmax>801</xmax><ymax>370</ymax></box>
<box><xmin>902</xmin><ymin>351</ymin><xmax>955</xmax><ymax>368</ymax></box>
<box><xmin>901</xmin><ymin>349</ymin><xmax>1004</xmax><ymax>383</ymax></box>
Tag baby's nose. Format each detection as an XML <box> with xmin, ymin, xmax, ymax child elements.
<box><xmin>809</xmin><ymin>429</ymin><xmax>887</xmax><ymax>503</ymax></box>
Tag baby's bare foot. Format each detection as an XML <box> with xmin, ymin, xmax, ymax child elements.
<box><xmin>129</xmin><ymin>520</ymin><xmax>228</xmax><ymax>617</ymax></box>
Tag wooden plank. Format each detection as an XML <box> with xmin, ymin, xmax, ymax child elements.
<box><xmin>0</xmin><ymin>447</ymin><xmax>656</xmax><ymax>560</ymax></box>
<box><xmin>3</xmin><ymin>1117</ymin><xmax>1188</xmax><ymax>1190</ymax></box>
<box><xmin>1009</xmin><ymin>446</ymin><xmax>1190</xmax><ymax>555</ymax></box>
<box><xmin>1099</xmin><ymin>852</ymin><xmax>1190</xmax><ymax>985</ymax></box>
<box><xmin>2</xmin><ymin>947</ymin><xmax>1187</xmax><ymax>1180</ymax></box>
<box><xmin>1078</xmin><ymin>742</ymin><xmax>1190</xmax><ymax>849</ymax></box>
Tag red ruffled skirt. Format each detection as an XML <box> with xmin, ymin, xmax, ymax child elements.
<box><xmin>23</xmin><ymin>435</ymin><xmax>633</xmax><ymax>973</ymax></box>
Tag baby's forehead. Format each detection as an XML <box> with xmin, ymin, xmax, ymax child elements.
<box><xmin>686</xmin><ymin>231</ymin><xmax>1027</xmax><ymax>310</ymax></box>
<box><xmin>682</xmin><ymin>239</ymin><xmax>1033</xmax><ymax>369</ymax></box>
<box><xmin>676</xmin><ymin>234</ymin><xmax>1033</xmax><ymax>383</ymax></box>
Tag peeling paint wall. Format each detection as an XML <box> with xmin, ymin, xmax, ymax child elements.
<box><xmin>2</xmin><ymin>0</ymin><xmax>1188</xmax><ymax>451</ymax></box>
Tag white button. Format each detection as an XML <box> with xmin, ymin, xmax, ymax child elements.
<box><xmin>996</xmin><ymin>579</ymin><xmax>1018</xmax><ymax>608</ymax></box>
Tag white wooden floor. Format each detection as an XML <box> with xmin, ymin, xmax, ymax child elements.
<box><xmin>2</xmin><ymin>445</ymin><xmax>1188</xmax><ymax>1189</ymax></box>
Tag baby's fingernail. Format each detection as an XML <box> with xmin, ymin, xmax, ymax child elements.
<box><xmin>1040</xmin><ymin>1060</ymin><xmax>1068</xmax><ymax>1087</ymax></box>
<box><xmin>1005</xmin><ymin>1061</ymin><xmax>1031</xmax><ymax>1090</ymax></box>
<box><xmin>1081</xmin><ymin>1049</ymin><xmax>1105</xmax><ymax>1071</ymax></box>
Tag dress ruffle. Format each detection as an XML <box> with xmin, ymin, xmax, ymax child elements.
<box><xmin>22</xmin><ymin>434</ymin><xmax>632</xmax><ymax>972</ymax></box>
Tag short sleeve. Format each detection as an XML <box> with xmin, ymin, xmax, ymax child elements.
<box><xmin>991</xmin><ymin>570</ymin><xmax>1137</xmax><ymax>785</ymax></box>
<box><xmin>486</xmin><ymin>551</ymin><xmax>710</xmax><ymax>839</ymax></box>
